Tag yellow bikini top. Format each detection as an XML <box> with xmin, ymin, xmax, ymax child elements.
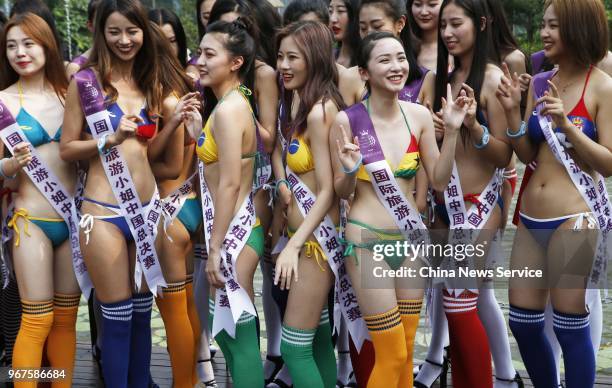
<box><xmin>286</xmin><ymin>135</ymin><xmax>314</xmax><ymax>174</ymax></box>
<box><xmin>356</xmin><ymin>132</ymin><xmax>421</xmax><ymax>181</ymax></box>
<box><xmin>195</xmin><ymin>88</ymin><xmax>257</xmax><ymax>165</ymax></box>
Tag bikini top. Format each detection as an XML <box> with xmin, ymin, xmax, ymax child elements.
<box><xmin>196</xmin><ymin>90</ymin><xmax>257</xmax><ymax>165</ymax></box>
<box><xmin>286</xmin><ymin>135</ymin><xmax>314</xmax><ymax>174</ymax></box>
<box><xmin>16</xmin><ymin>82</ymin><xmax>62</xmax><ymax>147</ymax></box>
<box><xmin>83</xmin><ymin>98</ymin><xmax>153</xmax><ymax>135</ymax></box>
<box><xmin>356</xmin><ymin>100</ymin><xmax>421</xmax><ymax>182</ymax></box>
<box><xmin>527</xmin><ymin>66</ymin><xmax>597</xmax><ymax>145</ymax></box>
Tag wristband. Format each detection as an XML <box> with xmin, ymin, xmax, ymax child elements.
<box><xmin>275</xmin><ymin>179</ymin><xmax>290</xmax><ymax>198</ymax></box>
<box><xmin>97</xmin><ymin>134</ymin><xmax>110</xmax><ymax>154</ymax></box>
<box><xmin>506</xmin><ymin>121</ymin><xmax>527</xmax><ymax>138</ymax></box>
<box><xmin>473</xmin><ymin>125</ymin><xmax>490</xmax><ymax>149</ymax></box>
<box><xmin>0</xmin><ymin>158</ymin><xmax>17</xmax><ymax>179</ymax></box>
<box><xmin>342</xmin><ymin>154</ymin><xmax>363</xmax><ymax>175</ymax></box>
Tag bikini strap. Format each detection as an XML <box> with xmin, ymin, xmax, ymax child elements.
<box><xmin>17</xmin><ymin>81</ymin><xmax>24</xmax><ymax>107</ymax></box>
<box><xmin>365</xmin><ymin>98</ymin><xmax>414</xmax><ymax>141</ymax></box>
<box><xmin>579</xmin><ymin>65</ymin><xmax>594</xmax><ymax>101</ymax></box>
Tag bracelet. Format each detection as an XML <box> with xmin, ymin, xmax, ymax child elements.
<box><xmin>275</xmin><ymin>179</ymin><xmax>290</xmax><ymax>198</ymax></box>
<box><xmin>97</xmin><ymin>134</ymin><xmax>109</xmax><ymax>154</ymax></box>
<box><xmin>342</xmin><ymin>154</ymin><xmax>363</xmax><ymax>175</ymax></box>
<box><xmin>506</xmin><ymin>121</ymin><xmax>527</xmax><ymax>138</ymax></box>
<box><xmin>473</xmin><ymin>125</ymin><xmax>490</xmax><ymax>149</ymax></box>
<box><xmin>0</xmin><ymin>158</ymin><xmax>17</xmax><ymax>179</ymax></box>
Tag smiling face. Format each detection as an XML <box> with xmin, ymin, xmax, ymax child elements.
<box><xmin>362</xmin><ymin>37</ymin><xmax>408</xmax><ymax>93</ymax></box>
<box><xmin>104</xmin><ymin>11</ymin><xmax>143</xmax><ymax>62</ymax></box>
<box><xmin>439</xmin><ymin>2</ymin><xmax>476</xmax><ymax>57</ymax></box>
<box><xmin>277</xmin><ymin>35</ymin><xmax>308</xmax><ymax>91</ymax></box>
<box><xmin>411</xmin><ymin>0</ymin><xmax>441</xmax><ymax>32</ymax></box>
<box><xmin>6</xmin><ymin>25</ymin><xmax>46</xmax><ymax>77</ymax></box>
<box><xmin>329</xmin><ymin>0</ymin><xmax>349</xmax><ymax>42</ymax></box>
<box><xmin>197</xmin><ymin>32</ymin><xmax>242</xmax><ymax>87</ymax></box>
<box><xmin>540</xmin><ymin>5</ymin><xmax>564</xmax><ymax>61</ymax></box>
<box><xmin>359</xmin><ymin>4</ymin><xmax>405</xmax><ymax>39</ymax></box>
<box><xmin>161</xmin><ymin>23</ymin><xmax>178</xmax><ymax>58</ymax></box>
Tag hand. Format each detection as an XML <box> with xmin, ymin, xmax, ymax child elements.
<box><xmin>274</xmin><ymin>244</ymin><xmax>300</xmax><ymax>290</ymax></box>
<box><xmin>335</xmin><ymin>124</ymin><xmax>361</xmax><ymax>172</ymax></box>
<box><xmin>536</xmin><ymin>80</ymin><xmax>570</xmax><ymax>130</ymax></box>
<box><xmin>460</xmin><ymin>83</ymin><xmax>477</xmax><ymax>130</ymax></box>
<box><xmin>172</xmin><ymin>92</ymin><xmax>200</xmax><ymax>123</ymax></box>
<box><xmin>495</xmin><ymin>63</ymin><xmax>523</xmax><ymax>113</ymax></box>
<box><xmin>206</xmin><ymin>247</ymin><xmax>226</xmax><ymax>289</ymax></box>
<box><xmin>441</xmin><ymin>83</ymin><xmax>471</xmax><ymax>133</ymax></box>
<box><xmin>519</xmin><ymin>73</ymin><xmax>532</xmax><ymax>93</ymax></box>
<box><xmin>12</xmin><ymin>142</ymin><xmax>32</xmax><ymax>167</ymax></box>
<box><xmin>111</xmin><ymin>114</ymin><xmax>141</xmax><ymax>145</ymax></box>
<box><xmin>426</xmin><ymin>101</ymin><xmax>445</xmax><ymax>141</ymax></box>
<box><xmin>182</xmin><ymin>105</ymin><xmax>203</xmax><ymax>141</ymax></box>
<box><xmin>278</xmin><ymin>182</ymin><xmax>292</xmax><ymax>209</ymax></box>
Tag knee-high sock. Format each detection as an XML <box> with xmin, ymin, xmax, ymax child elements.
<box><xmin>312</xmin><ymin>308</ymin><xmax>337</xmax><ymax>388</ymax></box>
<box><xmin>100</xmin><ymin>298</ymin><xmax>133</xmax><ymax>388</ymax></box>
<box><xmin>348</xmin><ymin>335</ymin><xmax>374</xmax><ymax>388</ymax></box>
<box><xmin>364</xmin><ymin>307</ymin><xmax>407</xmax><ymax>387</ymax></box>
<box><xmin>215</xmin><ymin>312</ymin><xmax>264</xmax><ymax>388</ymax></box>
<box><xmin>13</xmin><ymin>300</ymin><xmax>54</xmax><ymax>388</ymax></box>
<box><xmin>336</xmin><ymin>316</ymin><xmax>353</xmax><ymax>384</ymax></box>
<box><xmin>185</xmin><ymin>274</ymin><xmax>202</xmax><ymax>385</ymax></box>
<box><xmin>156</xmin><ymin>282</ymin><xmax>196</xmax><ymax>388</ymax></box>
<box><xmin>208</xmin><ymin>298</ymin><xmax>232</xmax><ymax>371</ymax></box>
<box><xmin>553</xmin><ymin>311</ymin><xmax>595</xmax><ymax>387</ymax></box>
<box><xmin>415</xmin><ymin>287</ymin><xmax>449</xmax><ymax>386</ymax></box>
<box><xmin>443</xmin><ymin>290</ymin><xmax>492</xmax><ymax>388</ymax></box>
<box><xmin>544</xmin><ymin>301</ymin><xmax>562</xmax><ymax>384</ymax></box>
<box><xmin>509</xmin><ymin>305</ymin><xmax>557</xmax><ymax>387</ymax></box>
<box><xmin>1</xmin><ymin>278</ymin><xmax>21</xmax><ymax>365</ymax></box>
<box><xmin>281</xmin><ymin>325</ymin><xmax>323</xmax><ymax>388</ymax></box>
<box><xmin>477</xmin><ymin>288</ymin><xmax>516</xmax><ymax>381</ymax></box>
<box><xmin>128</xmin><ymin>293</ymin><xmax>153</xmax><ymax>388</ymax></box>
<box><xmin>47</xmin><ymin>294</ymin><xmax>80</xmax><ymax>388</ymax></box>
<box><xmin>397</xmin><ymin>299</ymin><xmax>422</xmax><ymax>388</ymax></box>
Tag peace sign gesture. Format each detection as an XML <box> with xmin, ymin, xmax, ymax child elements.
<box><xmin>441</xmin><ymin>83</ymin><xmax>471</xmax><ymax>133</ymax></box>
<box><xmin>335</xmin><ymin>124</ymin><xmax>362</xmax><ymax>173</ymax></box>
<box><xmin>495</xmin><ymin>62</ymin><xmax>522</xmax><ymax>112</ymax></box>
<box><xmin>536</xmin><ymin>80</ymin><xmax>570</xmax><ymax>130</ymax></box>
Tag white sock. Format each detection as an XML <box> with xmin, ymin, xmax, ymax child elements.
<box><xmin>477</xmin><ymin>288</ymin><xmax>516</xmax><ymax>384</ymax></box>
<box><xmin>415</xmin><ymin>288</ymin><xmax>449</xmax><ymax>386</ymax></box>
<box><xmin>336</xmin><ymin>316</ymin><xmax>353</xmax><ymax>384</ymax></box>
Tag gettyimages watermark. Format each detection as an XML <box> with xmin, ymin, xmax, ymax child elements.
<box><xmin>355</xmin><ymin>228</ymin><xmax>610</xmax><ymax>289</ymax></box>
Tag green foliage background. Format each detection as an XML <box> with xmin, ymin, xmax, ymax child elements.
<box><xmin>26</xmin><ymin>0</ymin><xmax>612</xmax><ymax>59</ymax></box>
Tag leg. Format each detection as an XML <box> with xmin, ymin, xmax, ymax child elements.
<box><xmin>281</xmin><ymin>246</ymin><xmax>334</xmax><ymax>388</ymax></box>
<box><xmin>335</xmin><ymin>316</ymin><xmax>354</xmax><ymax>386</ymax></box>
<box><xmin>193</xmin><ymin>244</ymin><xmax>216</xmax><ymax>384</ymax></box>
<box><xmin>261</xmin><ymin>249</ymin><xmax>284</xmax><ymax>383</ymax></box>
<box><xmin>1</xmin><ymin>276</ymin><xmax>21</xmax><ymax>366</ymax></box>
<box><xmin>11</xmin><ymin>220</ymin><xmax>54</xmax><ymax>388</ymax></box>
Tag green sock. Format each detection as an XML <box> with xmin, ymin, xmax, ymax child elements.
<box><xmin>216</xmin><ymin>312</ymin><xmax>264</xmax><ymax>388</ymax></box>
<box><xmin>281</xmin><ymin>325</ymin><xmax>324</xmax><ymax>388</ymax></box>
<box><xmin>208</xmin><ymin>299</ymin><xmax>233</xmax><ymax>372</ymax></box>
<box><xmin>312</xmin><ymin>309</ymin><xmax>337</xmax><ymax>388</ymax></box>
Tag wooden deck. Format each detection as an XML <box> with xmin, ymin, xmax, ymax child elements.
<box><xmin>69</xmin><ymin>341</ymin><xmax>612</xmax><ymax>387</ymax></box>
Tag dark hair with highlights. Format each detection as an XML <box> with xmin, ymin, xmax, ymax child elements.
<box><xmin>276</xmin><ymin>21</ymin><xmax>346</xmax><ymax>136</ymax></box>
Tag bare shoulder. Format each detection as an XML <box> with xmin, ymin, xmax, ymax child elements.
<box><xmin>597</xmin><ymin>51</ymin><xmax>612</xmax><ymax>78</ymax></box>
<box><xmin>162</xmin><ymin>93</ymin><xmax>179</xmax><ymax>110</ymax></box>
<box><xmin>256</xmin><ymin>62</ymin><xmax>277</xmax><ymax>82</ymax></box>
<box><xmin>591</xmin><ymin>66</ymin><xmax>612</xmax><ymax>100</ymax></box>
<box><xmin>484</xmin><ymin>63</ymin><xmax>503</xmax><ymax>85</ymax></box>
<box><xmin>400</xmin><ymin>100</ymin><xmax>430</xmax><ymax>121</ymax></box>
<box><xmin>503</xmin><ymin>49</ymin><xmax>526</xmax><ymax>73</ymax></box>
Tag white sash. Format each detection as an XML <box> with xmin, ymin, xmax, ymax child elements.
<box><xmin>75</xmin><ymin>69</ymin><xmax>166</xmax><ymax>294</ymax></box>
<box><xmin>0</xmin><ymin>100</ymin><xmax>92</xmax><ymax>296</ymax></box>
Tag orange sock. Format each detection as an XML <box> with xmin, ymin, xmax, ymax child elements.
<box><xmin>185</xmin><ymin>274</ymin><xmax>201</xmax><ymax>384</ymax></box>
<box><xmin>46</xmin><ymin>294</ymin><xmax>80</xmax><ymax>388</ymax></box>
<box><xmin>156</xmin><ymin>281</ymin><xmax>196</xmax><ymax>388</ymax></box>
<box><xmin>397</xmin><ymin>299</ymin><xmax>422</xmax><ymax>388</ymax></box>
<box><xmin>363</xmin><ymin>307</ymin><xmax>407</xmax><ymax>388</ymax></box>
<box><xmin>13</xmin><ymin>300</ymin><xmax>54</xmax><ymax>388</ymax></box>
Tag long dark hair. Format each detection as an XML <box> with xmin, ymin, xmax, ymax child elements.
<box><xmin>196</xmin><ymin>0</ymin><xmax>210</xmax><ymax>40</ymax></box>
<box><xmin>359</xmin><ymin>0</ymin><xmax>422</xmax><ymax>84</ymax></box>
<box><xmin>336</xmin><ymin>0</ymin><xmax>361</xmax><ymax>67</ymax></box>
<box><xmin>276</xmin><ymin>21</ymin><xmax>346</xmax><ymax>136</ymax></box>
<box><xmin>0</xmin><ymin>13</ymin><xmax>68</xmax><ymax>98</ymax></box>
<box><xmin>148</xmin><ymin>8</ymin><xmax>188</xmax><ymax>67</ymax></box>
<box><xmin>245</xmin><ymin>0</ymin><xmax>282</xmax><ymax>68</ymax></box>
<box><xmin>485</xmin><ymin>0</ymin><xmax>519</xmax><ymax>65</ymax></box>
<box><xmin>87</xmin><ymin>0</ymin><xmax>164</xmax><ymax>114</ymax></box>
<box><xmin>283</xmin><ymin>0</ymin><xmax>330</xmax><ymax>25</ymax></box>
<box><xmin>434</xmin><ymin>0</ymin><xmax>489</xmax><ymax>133</ymax></box>
<box><xmin>201</xmin><ymin>19</ymin><xmax>257</xmax><ymax>121</ymax></box>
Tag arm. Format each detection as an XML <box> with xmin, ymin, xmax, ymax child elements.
<box><xmin>255</xmin><ymin>65</ymin><xmax>279</xmax><ymax>153</ymax></box>
<box><xmin>418</xmin><ymin>71</ymin><xmax>436</xmax><ymax>106</ymax></box>
<box><xmin>329</xmin><ymin>111</ymin><xmax>358</xmax><ymax>200</ymax></box>
<box><xmin>414</xmin><ymin>167</ymin><xmax>429</xmax><ymax>215</ymax></box>
<box><xmin>59</xmin><ymin>80</ymin><xmax>98</xmax><ymax>161</ymax></box>
<box><xmin>149</xmin><ymin>95</ymin><xmax>184</xmax><ymax>180</ymax></box>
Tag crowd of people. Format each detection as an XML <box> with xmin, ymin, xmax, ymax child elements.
<box><xmin>0</xmin><ymin>0</ymin><xmax>609</xmax><ymax>387</ymax></box>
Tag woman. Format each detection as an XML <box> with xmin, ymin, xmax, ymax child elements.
<box><xmin>60</xmin><ymin>1</ymin><xmax>185</xmax><ymax>386</ymax></box>
<box><xmin>429</xmin><ymin>0</ymin><xmax>513</xmax><ymax>387</ymax></box>
<box><xmin>66</xmin><ymin>0</ymin><xmax>101</xmax><ymax>78</ymax></box>
<box><xmin>0</xmin><ymin>12</ymin><xmax>80</xmax><ymax>388</ymax></box>
<box><xmin>186</xmin><ymin>18</ymin><xmax>265</xmax><ymax>388</ymax></box>
<box><xmin>329</xmin><ymin>0</ymin><xmax>360</xmax><ymax>68</ymax></box>
<box><xmin>332</xmin><ymin>31</ymin><xmax>468</xmax><ymax>388</ymax></box>
<box><xmin>496</xmin><ymin>0</ymin><xmax>611</xmax><ymax>387</ymax></box>
<box><xmin>408</xmin><ymin>0</ymin><xmax>442</xmax><ymax>72</ymax></box>
<box><xmin>272</xmin><ymin>21</ymin><xmax>344</xmax><ymax>388</ymax></box>
<box><xmin>186</xmin><ymin>0</ymin><xmax>218</xmax><ymax>77</ymax></box>
<box><xmin>148</xmin><ymin>8</ymin><xmax>208</xmax><ymax>388</ymax></box>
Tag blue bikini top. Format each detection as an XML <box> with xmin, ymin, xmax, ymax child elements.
<box><xmin>16</xmin><ymin>82</ymin><xmax>62</xmax><ymax>147</ymax></box>
<box><xmin>83</xmin><ymin>98</ymin><xmax>153</xmax><ymax>134</ymax></box>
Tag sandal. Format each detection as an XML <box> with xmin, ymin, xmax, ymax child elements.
<box><xmin>197</xmin><ymin>359</ymin><xmax>218</xmax><ymax>387</ymax></box>
<box><xmin>413</xmin><ymin>356</ymin><xmax>449</xmax><ymax>388</ymax></box>
<box><xmin>264</xmin><ymin>355</ymin><xmax>284</xmax><ymax>385</ymax></box>
<box><xmin>495</xmin><ymin>372</ymin><xmax>524</xmax><ymax>388</ymax></box>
